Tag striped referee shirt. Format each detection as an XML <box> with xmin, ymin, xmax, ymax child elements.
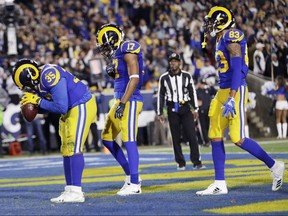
<box><xmin>157</xmin><ymin>70</ymin><xmax>198</xmax><ymax>116</ymax></box>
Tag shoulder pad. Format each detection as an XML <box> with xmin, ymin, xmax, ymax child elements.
<box><xmin>121</xmin><ymin>40</ymin><xmax>141</xmax><ymax>54</ymax></box>
<box><xmin>40</xmin><ymin>65</ymin><xmax>61</xmax><ymax>88</ymax></box>
<box><xmin>223</xmin><ymin>29</ymin><xmax>244</xmax><ymax>43</ymax></box>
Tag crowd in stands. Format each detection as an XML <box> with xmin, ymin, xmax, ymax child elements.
<box><xmin>0</xmin><ymin>0</ymin><xmax>287</xmax><ymax>87</ymax></box>
<box><xmin>0</xmin><ymin>0</ymin><xmax>287</xmax><ymax>154</ymax></box>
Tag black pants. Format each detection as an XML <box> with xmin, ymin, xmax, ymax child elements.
<box><xmin>198</xmin><ymin>108</ymin><xmax>210</xmax><ymax>144</ymax></box>
<box><xmin>43</xmin><ymin>113</ymin><xmax>61</xmax><ymax>151</ymax></box>
<box><xmin>167</xmin><ymin>104</ymin><xmax>201</xmax><ymax>167</ymax></box>
<box><xmin>84</xmin><ymin>122</ymin><xmax>100</xmax><ymax>152</ymax></box>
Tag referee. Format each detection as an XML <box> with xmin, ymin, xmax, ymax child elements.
<box><xmin>157</xmin><ymin>53</ymin><xmax>204</xmax><ymax>170</ymax></box>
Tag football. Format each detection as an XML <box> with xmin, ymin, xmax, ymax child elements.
<box><xmin>21</xmin><ymin>103</ymin><xmax>38</xmax><ymax>122</ymax></box>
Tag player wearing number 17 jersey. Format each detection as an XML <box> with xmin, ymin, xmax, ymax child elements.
<box><xmin>196</xmin><ymin>6</ymin><xmax>285</xmax><ymax>196</ymax></box>
<box><xmin>96</xmin><ymin>24</ymin><xmax>143</xmax><ymax>196</ymax></box>
<box><xmin>12</xmin><ymin>59</ymin><xmax>97</xmax><ymax>203</ymax></box>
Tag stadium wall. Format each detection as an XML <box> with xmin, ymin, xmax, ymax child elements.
<box><xmin>246</xmin><ymin>73</ymin><xmax>277</xmax><ymax>138</ymax></box>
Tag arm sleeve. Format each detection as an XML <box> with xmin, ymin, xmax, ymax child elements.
<box><xmin>188</xmin><ymin>74</ymin><xmax>199</xmax><ymax>111</ymax></box>
<box><xmin>39</xmin><ymin>78</ymin><xmax>68</xmax><ymax>114</ymax></box>
<box><xmin>230</xmin><ymin>56</ymin><xmax>242</xmax><ymax>91</ymax></box>
<box><xmin>156</xmin><ymin>76</ymin><xmax>166</xmax><ymax>116</ymax></box>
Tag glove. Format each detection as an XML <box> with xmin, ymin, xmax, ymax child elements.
<box><xmin>20</xmin><ymin>92</ymin><xmax>41</xmax><ymax>106</ymax></box>
<box><xmin>106</xmin><ymin>63</ymin><xmax>116</xmax><ymax>79</ymax></box>
<box><xmin>222</xmin><ymin>97</ymin><xmax>236</xmax><ymax>118</ymax></box>
<box><xmin>114</xmin><ymin>102</ymin><xmax>125</xmax><ymax>119</ymax></box>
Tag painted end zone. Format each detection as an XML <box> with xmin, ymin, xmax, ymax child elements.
<box><xmin>0</xmin><ymin>152</ymin><xmax>287</xmax><ymax>215</ymax></box>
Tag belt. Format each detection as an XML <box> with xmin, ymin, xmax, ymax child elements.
<box><xmin>167</xmin><ymin>101</ymin><xmax>188</xmax><ymax>107</ymax></box>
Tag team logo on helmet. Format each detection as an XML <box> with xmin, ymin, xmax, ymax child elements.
<box><xmin>95</xmin><ymin>23</ymin><xmax>124</xmax><ymax>59</ymax></box>
<box><xmin>12</xmin><ymin>59</ymin><xmax>40</xmax><ymax>91</ymax></box>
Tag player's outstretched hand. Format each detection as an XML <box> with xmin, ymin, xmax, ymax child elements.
<box><xmin>222</xmin><ymin>97</ymin><xmax>236</xmax><ymax>118</ymax></box>
<box><xmin>114</xmin><ymin>102</ymin><xmax>125</xmax><ymax>119</ymax></box>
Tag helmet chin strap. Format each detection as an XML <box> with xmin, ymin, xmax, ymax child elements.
<box><xmin>32</xmin><ymin>79</ymin><xmax>39</xmax><ymax>86</ymax></box>
<box><xmin>201</xmin><ymin>31</ymin><xmax>216</xmax><ymax>48</ymax></box>
<box><xmin>210</xmin><ymin>31</ymin><xmax>216</xmax><ymax>37</ymax></box>
<box><xmin>201</xmin><ymin>34</ymin><xmax>207</xmax><ymax>48</ymax></box>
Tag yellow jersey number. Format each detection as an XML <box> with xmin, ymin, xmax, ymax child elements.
<box><xmin>216</xmin><ymin>50</ymin><xmax>228</xmax><ymax>73</ymax></box>
<box><xmin>229</xmin><ymin>30</ymin><xmax>240</xmax><ymax>39</ymax></box>
<box><xmin>216</xmin><ymin>47</ymin><xmax>249</xmax><ymax>73</ymax></box>
<box><xmin>113</xmin><ymin>59</ymin><xmax>119</xmax><ymax>79</ymax></box>
<box><xmin>45</xmin><ymin>71</ymin><xmax>56</xmax><ymax>83</ymax></box>
<box><xmin>127</xmin><ymin>43</ymin><xmax>135</xmax><ymax>51</ymax></box>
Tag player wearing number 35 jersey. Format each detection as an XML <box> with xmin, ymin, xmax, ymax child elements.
<box><xmin>12</xmin><ymin>59</ymin><xmax>97</xmax><ymax>203</ymax></box>
<box><xmin>196</xmin><ymin>6</ymin><xmax>285</xmax><ymax>196</ymax></box>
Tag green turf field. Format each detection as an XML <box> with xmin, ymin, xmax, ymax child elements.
<box><xmin>0</xmin><ymin>138</ymin><xmax>287</xmax><ymax>215</ymax></box>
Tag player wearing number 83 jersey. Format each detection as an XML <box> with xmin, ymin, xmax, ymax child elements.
<box><xmin>12</xmin><ymin>59</ymin><xmax>97</xmax><ymax>202</ymax></box>
<box><xmin>210</xmin><ymin>27</ymin><xmax>249</xmax><ymax>142</ymax></box>
<box><xmin>196</xmin><ymin>6</ymin><xmax>285</xmax><ymax>196</ymax></box>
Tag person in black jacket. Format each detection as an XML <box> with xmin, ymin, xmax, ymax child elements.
<box><xmin>157</xmin><ymin>53</ymin><xmax>204</xmax><ymax>170</ymax></box>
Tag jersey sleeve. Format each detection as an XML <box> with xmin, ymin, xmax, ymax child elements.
<box><xmin>223</xmin><ymin>29</ymin><xmax>245</xmax><ymax>44</ymax></box>
<box><xmin>120</xmin><ymin>40</ymin><xmax>141</xmax><ymax>55</ymax></box>
<box><xmin>40</xmin><ymin>66</ymin><xmax>61</xmax><ymax>90</ymax></box>
<box><xmin>39</xmin><ymin>78</ymin><xmax>68</xmax><ymax>114</ymax></box>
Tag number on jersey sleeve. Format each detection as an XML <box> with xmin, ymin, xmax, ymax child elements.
<box><xmin>41</xmin><ymin>67</ymin><xmax>61</xmax><ymax>89</ymax></box>
<box><xmin>121</xmin><ymin>41</ymin><xmax>141</xmax><ymax>54</ymax></box>
<box><xmin>223</xmin><ymin>29</ymin><xmax>244</xmax><ymax>43</ymax></box>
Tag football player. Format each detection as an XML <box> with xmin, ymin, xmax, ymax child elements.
<box><xmin>12</xmin><ymin>59</ymin><xmax>97</xmax><ymax>203</ymax></box>
<box><xmin>96</xmin><ymin>23</ymin><xmax>143</xmax><ymax>195</ymax></box>
<box><xmin>196</xmin><ymin>6</ymin><xmax>285</xmax><ymax>195</ymax></box>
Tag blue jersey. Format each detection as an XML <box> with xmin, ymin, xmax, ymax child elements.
<box><xmin>38</xmin><ymin>64</ymin><xmax>91</xmax><ymax>113</ymax></box>
<box><xmin>215</xmin><ymin>29</ymin><xmax>249</xmax><ymax>89</ymax></box>
<box><xmin>275</xmin><ymin>86</ymin><xmax>286</xmax><ymax>96</ymax></box>
<box><xmin>113</xmin><ymin>40</ymin><xmax>144</xmax><ymax>101</ymax></box>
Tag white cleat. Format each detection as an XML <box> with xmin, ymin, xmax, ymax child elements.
<box><xmin>271</xmin><ymin>161</ymin><xmax>285</xmax><ymax>191</ymax></box>
<box><xmin>196</xmin><ymin>181</ymin><xmax>228</xmax><ymax>196</ymax></box>
<box><xmin>50</xmin><ymin>186</ymin><xmax>85</xmax><ymax>203</ymax></box>
<box><xmin>119</xmin><ymin>175</ymin><xmax>142</xmax><ymax>192</ymax></box>
<box><xmin>117</xmin><ymin>183</ymin><xmax>142</xmax><ymax>196</ymax></box>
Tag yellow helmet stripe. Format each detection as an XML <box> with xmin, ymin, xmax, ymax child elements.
<box><xmin>207</xmin><ymin>6</ymin><xmax>232</xmax><ymax>21</ymax></box>
<box><xmin>97</xmin><ymin>26</ymin><xmax>121</xmax><ymax>45</ymax></box>
<box><xmin>217</xmin><ymin>24</ymin><xmax>226</xmax><ymax>29</ymax></box>
<box><xmin>14</xmin><ymin>63</ymin><xmax>39</xmax><ymax>88</ymax></box>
